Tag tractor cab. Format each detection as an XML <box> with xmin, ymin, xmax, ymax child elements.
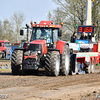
<box><xmin>31</xmin><ymin>27</ymin><xmax>61</xmax><ymax>48</ymax></box>
<box><xmin>31</xmin><ymin>21</ymin><xmax>62</xmax><ymax>44</ymax></box>
<box><xmin>20</xmin><ymin>21</ymin><xmax>62</xmax><ymax>49</ymax></box>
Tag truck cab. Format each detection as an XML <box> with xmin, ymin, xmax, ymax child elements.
<box><xmin>0</xmin><ymin>40</ymin><xmax>6</xmax><ymax>52</ymax></box>
<box><xmin>0</xmin><ymin>40</ymin><xmax>10</xmax><ymax>58</ymax></box>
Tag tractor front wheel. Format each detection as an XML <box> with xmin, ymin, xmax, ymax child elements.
<box><xmin>11</xmin><ymin>50</ymin><xmax>23</xmax><ymax>75</ymax></box>
<box><xmin>45</xmin><ymin>51</ymin><xmax>60</xmax><ymax>76</ymax></box>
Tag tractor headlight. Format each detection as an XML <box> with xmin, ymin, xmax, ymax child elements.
<box><xmin>37</xmin><ymin>51</ymin><xmax>41</xmax><ymax>54</ymax></box>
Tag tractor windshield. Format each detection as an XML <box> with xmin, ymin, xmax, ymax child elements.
<box><xmin>31</xmin><ymin>28</ymin><xmax>52</xmax><ymax>43</ymax></box>
<box><xmin>4</xmin><ymin>42</ymin><xmax>10</xmax><ymax>47</ymax></box>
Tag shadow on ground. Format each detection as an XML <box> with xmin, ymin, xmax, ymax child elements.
<box><xmin>0</xmin><ymin>72</ymin><xmax>12</xmax><ymax>75</ymax></box>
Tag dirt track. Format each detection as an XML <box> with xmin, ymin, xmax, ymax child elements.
<box><xmin>0</xmin><ymin>63</ymin><xmax>100</xmax><ymax>100</ymax></box>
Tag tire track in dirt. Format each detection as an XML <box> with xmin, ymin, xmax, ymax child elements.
<box><xmin>0</xmin><ymin>66</ymin><xmax>100</xmax><ymax>99</ymax></box>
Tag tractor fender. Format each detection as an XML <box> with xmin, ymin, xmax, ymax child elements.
<box><xmin>56</xmin><ymin>40</ymin><xmax>69</xmax><ymax>54</ymax></box>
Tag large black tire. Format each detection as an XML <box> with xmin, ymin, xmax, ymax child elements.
<box><xmin>2</xmin><ymin>50</ymin><xmax>6</xmax><ymax>58</ymax></box>
<box><xmin>60</xmin><ymin>45</ymin><xmax>70</xmax><ymax>76</ymax></box>
<box><xmin>11</xmin><ymin>50</ymin><xmax>23</xmax><ymax>75</ymax></box>
<box><xmin>45</xmin><ymin>51</ymin><xmax>60</xmax><ymax>76</ymax></box>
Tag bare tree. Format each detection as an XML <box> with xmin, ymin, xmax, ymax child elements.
<box><xmin>0</xmin><ymin>20</ymin><xmax>3</xmax><ymax>40</ymax></box>
<box><xmin>2</xmin><ymin>19</ymin><xmax>14</xmax><ymax>43</ymax></box>
<box><xmin>11</xmin><ymin>11</ymin><xmax>26</xmax><ymax>42</ymax></box>
<box><xmin>0</xmin><ymin>11</ymin><xmax>26</xmax><ymax>43</ymax></box>
<box><xmin>53</xmin><ymin>0</ymin><xmax>100</xmax><ymax>41</ymax></box>
<box><xmin>53</xmin><ymin>0</ymin><xmax>86</xmax><ymax>34</ymax></box>
<box><xmin>92</xmin><ymin>0</ymin><xmax>100</xmax><ymax>37</ymax></box>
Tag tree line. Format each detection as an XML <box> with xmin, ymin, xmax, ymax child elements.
<box><xmin>1</xmin><ymin>1</ymin><xmax>100</xmax><ymax>43</ymax></box>
<box><xmin>48</xmin><ymin>0</ymin><xmax>100</xmax><ymax>41</ymax></box>
<box><xmin>0</xmin><ymin>11</ymin><xmax>25</xmax><ymax>43</ymax></box>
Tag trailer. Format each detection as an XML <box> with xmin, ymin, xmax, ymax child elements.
<box><xmin>70</xmin><ymin>0</ymin><xmax>100</xmax><ymax>74</ymax></box>
<box><xmin>70</xmin><ymin>52</ymin><xmax>99</xmax><ymax>75</ymax></box>
<box><xmin>69</xmin><ymin>25</ymin><xmax>100</xmax><ymax>75</ymax></box>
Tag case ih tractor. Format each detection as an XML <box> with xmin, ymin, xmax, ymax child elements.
<box><xmin>11</xmin><ymin>21</ymin><xmax>70</xmax><ymax>76</ymax></box>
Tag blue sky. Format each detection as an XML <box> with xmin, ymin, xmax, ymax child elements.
<box><xmin>0</xmin><ymin>0</ymin><xmax>58</xmax><ymax>24</ymax></box>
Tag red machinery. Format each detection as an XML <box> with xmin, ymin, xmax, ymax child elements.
<box><xmin>11</xmin><ymin>21</ymin><xmax>70</xmax><ymax>76</ymax></box>
<box><xmin>0</xmin><ymin>40</ymin><xmax>10</xmax><ymax>58</ymax></box>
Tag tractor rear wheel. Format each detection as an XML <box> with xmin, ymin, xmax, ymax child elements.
<box><xmin>60</xmin><ymin>45</ymin><xmax>70</xmax><ymax>76</ymax></box>
<box><xmin>45</xmin><ymin>51</ymin><xmax>60</xmax><ymax>76</ymax></box>
<box><xmin>11</xmin><ymin>50</ymin><xmax>23</xmax><ymax>75</ymax></box>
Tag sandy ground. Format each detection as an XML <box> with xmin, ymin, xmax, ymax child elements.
<box><xmin>0</xmin><ymin>61</ymin><xmax>100</xmax><ymax>100</ymax></box>
<box><xmin>0</xmin><ymin>61</ymin><xmax>11</xmax><ymax>66</ymax></box>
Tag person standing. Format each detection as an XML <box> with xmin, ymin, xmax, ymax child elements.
<box><xmin>70</xmin><ymin>32</ymin><xmax>77</xmax><ymax>43</ymax></box>
<box><xmin>80</xmin><ymin>32</ymin><xmax>87</xmax><ymax>40</ymax></box>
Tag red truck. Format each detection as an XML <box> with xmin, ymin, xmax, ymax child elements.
<box><xmin>0</xmin><ymin>40</ymin><xmax>10</xmax><ymax>58</ymax></box>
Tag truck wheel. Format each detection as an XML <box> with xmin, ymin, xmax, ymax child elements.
<box><xmin>91</xmin><ymin>58</ymin><xmax>95</xmax><ymax>73</ymax></box>
<box><xmin>60</xmin><ymin>45</ymin><xmax>70</xmax><ymax>76</ymax></box>
<box><xmin>45</xmin><ymin>51</ymin><xmax>60</xmax><ymax>76</ymax></box>
<box><xmin>0</xmin><ymin>54</ymin><xmax>2</xmax><ymax>58</ymax></box>
<box><xmin>11</xmin><ymin>50</ymin><xmax>23</xmax><ymax>75</ymax></box>
<box><xmin>2</xmin><ymin>50</ymin><xmax>6</xmax><ymax>58</ymax></box>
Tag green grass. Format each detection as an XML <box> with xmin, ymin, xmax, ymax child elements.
<box><xmin>0</xmin><ymin>69</ymin><xmax>11</xmax><ymax>71</ymax></box>
<box><xmin>0</xmin><ymin>60</ymin><xmax>10</xmax><ymax>62</ymax></box>
<box><xmin>98</xmin><ymin>63</ymin><xmax>100</xmax><ymax>66</ymax></box>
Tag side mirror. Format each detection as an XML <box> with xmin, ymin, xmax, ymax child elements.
<box><xmin>20</xmin><ymin>30</ymin><xmax>24</xmax><ymax>35</ymax></box>
<box><xmin>58</xmin><ymin>30</ymin><xmax>62</xmax><ymax>36</ymax></box>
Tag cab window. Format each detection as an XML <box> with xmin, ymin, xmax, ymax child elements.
<box><xmin>0</xmin><ymin>43</ymin><xmax>1</xmax><ymax>46</ymax></box>
<box><xmin>53</xmin><ymin>29</ymin><xmax>58</xmax><ymax>42</ymax></box>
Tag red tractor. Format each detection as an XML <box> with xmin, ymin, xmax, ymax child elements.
<box><xmin>11</xmin><ymin>21</ymin><xmax>71</xmax><ymax>76</ymax></box>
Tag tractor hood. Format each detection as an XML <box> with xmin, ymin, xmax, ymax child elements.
<box><xmin>30</xmin><ymin>40</ymin><xmax>46</xmax><ymax>45</ymax></box>
<box><xmin>29</xmin><ymin>40</ymin><xmax>47</xmax><ymax>55</ymax></box>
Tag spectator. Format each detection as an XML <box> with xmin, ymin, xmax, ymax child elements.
<box><xmin>70</xmin><ymin>32</ymin><xmax>77</xmax><ymax>43</ymax></box>
<box><xmin>80</xmin><ymin>32</ymin><xmax>87</xmax><ymax>40</ymax></box>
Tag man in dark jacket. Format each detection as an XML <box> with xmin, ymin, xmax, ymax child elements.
<box><xmin>71</xmin><ymin>32</ymin><xmax>77</xmax><ymax>43</ymax></box>
<box><xmin>80</xmin><ymin>32</ymin><xmax>87</xmax><ymax>40</ymax></box>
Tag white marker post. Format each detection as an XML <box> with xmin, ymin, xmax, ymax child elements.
<box><xmin>86</xmin><ymin>0</ymin><xmax>92</xmax><ymax>25</ymax></box>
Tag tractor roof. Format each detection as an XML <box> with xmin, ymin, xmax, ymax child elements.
<box><xmin>31</xmin><ymin>21</ymin><xmax>62</xmax><ymax>29</ymax></box>
<box><xmin>4</xmin><ymin>40</ymin><xmax>9</xmax><ymax>43</ymax></box>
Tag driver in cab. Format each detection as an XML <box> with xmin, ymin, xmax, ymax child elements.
<box><xmin>41</xmin><ymin>29</ymin><xmax>48</xmax><ymax>37</ymax></box>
